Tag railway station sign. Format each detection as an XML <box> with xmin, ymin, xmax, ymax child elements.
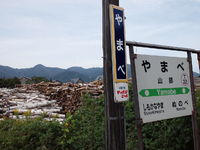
<box><xmin>135</xmin><ymin>54</ymin><xmax>193</xmax><ymax>123</ymax></box>
<box><xmin>110</xmin><ymin>5</ymin><xmax>129</xmax><ymax>102</ymax></box>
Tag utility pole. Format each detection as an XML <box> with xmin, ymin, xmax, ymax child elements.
<box><xmin>102</xmin><ymin>0</ymin><xmax>126</xmax><ymax>150</ymax></box>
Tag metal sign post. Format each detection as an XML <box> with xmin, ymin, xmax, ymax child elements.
<box><xmin>102</xmin><ymin>0</ymin><xmax>126</xmax><ymax>149</ymax></box>
<box><xmin>188</xmin><ymin>52</ymin><xmax>200</xmax><ymax>150</ymax></box>
<box><xmin>127</xmin><ymin>41</ymin><xmax>200</xmax><ymax>150</ymax></box>
<box><xmin>197</xmin><ymin>52</ymin><xmax>200</xmax><ymax>149</ymax></box>
<box><xmin>129</xmin><ymin>46</ymin><xmax>144</xmax><ymax>150</ymax></box>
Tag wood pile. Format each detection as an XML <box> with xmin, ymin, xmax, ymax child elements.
<box><xmin>0</xmin><ymin>81</ymin><xmax>103</xmax><ymax>122</ymax></box>
<box><xmin>32</xmin><ymin>81</ymin><xmax>104</xmax><ymax>114</ymax></box>
<box><xmin>0</xmin><ymin>87</ymin><xmax>64</xmax><ymax>122</ymax></box>
<box><xmin>194</xmin><ymin>77</ymin><xmax>200</xmax><ymax>89</ymax></box>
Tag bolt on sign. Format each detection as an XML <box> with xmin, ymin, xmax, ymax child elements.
<box><xmin>109</xmin><ymin>5</ymin><xmax>129</xmax><ymax>102</ymax></box>
<box><xmin>135</xmin><ymin>54</ymin><xmax>193</xmax><ymax>123</ymax></box>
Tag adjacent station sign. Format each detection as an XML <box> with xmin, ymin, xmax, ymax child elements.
<box><xmin>110</xmin><ymin>5</ymin><xmax>129</xmax><ymax>102</ymax></box>
<box><xmin>135</xmin><ymin>54</ymin><xmax>193</xmax><ymax>123</ymax></box>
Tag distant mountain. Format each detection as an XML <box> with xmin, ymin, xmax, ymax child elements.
<box><xmin>67</xmin><ymin>67</ymin><xmax>103</xmax><ymax>81</ymax></box>
<box><xmin>0</xmin><ymin>64</ymin><xmax>101</xmax><ymax>82</ymax></box>
<box><xmin>20</xmin><ymin>64</ymin><xmax>65</xmax><ymax>79</ymax></box>
<box><xmin>0</xmin><ymin>65</ymin><xmax>20</xmax><ymax>78</ymax></box>
<box><xmin>54</xmin><ymin>70</ymin><xmax>90</xmax><ymax>82</ymax></box>
<box><xmin>0</xmin><ymin>64</ymin><xmax>198</xmax><ymax>83</ymax></box>
<box><xmin>0</xmin><ymin>64</ymin><xmax>65</xmax><ymax>80</ymax></box>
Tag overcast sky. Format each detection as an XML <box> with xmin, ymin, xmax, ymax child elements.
<box><xmin>0</xmin><ymin>0</ymin><xmax>200</xmax><ymax>71</ymax></box>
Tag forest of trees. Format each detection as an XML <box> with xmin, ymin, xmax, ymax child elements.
<box><xmin>0</xmin><ymin>77</ymin><xmax>49</xmax><ymax>88</ymax></box>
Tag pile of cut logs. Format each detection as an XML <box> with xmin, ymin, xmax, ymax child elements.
<box><xmin>194</xmin><ymin>77</ymin><xmax>200</xmax><ymax>89</ymax></box>
<box><xmin>33</xmin><ymin>81</ymin><xmax>103</xmax><ymax>113</ymax></box>
<box><xmin>0</xmin><ymin>81</ymin><xmax>103</xmax><ymax>122</ymax></box>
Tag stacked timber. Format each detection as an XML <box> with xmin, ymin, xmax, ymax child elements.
<box><xmin>0</xmin><ymin>87</ymin><xmax>64</xmax><ymax>122</ymax></box>
<box><xmin>194</xmin><ymin>77</ymin><xmax>200</xmax><ymax>89</ymax></box>
<box><xmin>33</xmin><ymin>81</ymin><xmax>103</xmax><ymax>114</ymax></box>
<box><xmin>0</xmin><ymin>81</ymin><xmax>103</xmax><ymax>122</ymax></box>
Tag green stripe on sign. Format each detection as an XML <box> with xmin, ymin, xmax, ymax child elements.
<box><xmin>139</xmin><ymin>87</ymin><xmax>190</xmax><ymax>97</ymax></box>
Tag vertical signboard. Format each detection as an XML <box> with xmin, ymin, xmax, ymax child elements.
<box><xmin>110</xmin><ymin>5</ymin><xmax>129</xmax><ymax>102</ymax></box>
<box><xmin>135</xmin><ymin>54</ymin><xmax>193</xmax><ymax>123</ymax></box>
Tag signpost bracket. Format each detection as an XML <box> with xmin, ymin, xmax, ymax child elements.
<box><xmin>109</xmin><ymin>116</ymin><xmax>124</xmax><ymax>120</ymax></box>
<box><xmin>188</xmin><ymin>52</ymin><xmax>200</xmax><ymax>150</ymax></box>
<box><xmin>128</xmin><ymin>45</ymin><xmax>144</xmax><ymax>150</ymax></box>
<box><xmin>130</xmin><ymin>54</ymin><xmax>137</xmax><ymax>59</ymax></box>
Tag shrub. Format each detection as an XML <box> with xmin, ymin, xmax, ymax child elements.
<box><xmin>0</xmin><ymin>118</ymin><xmax>65</xmax><ymax>150</ymax></box>
<box><xmin>0</xmin><ymin>77</ymin><xmax>20</xmax><ymax>88</ymax></box>
<box><xmin>64</xmin><ymin>94</ymin><xmax>105</xmax><ymax>150</ymax></box>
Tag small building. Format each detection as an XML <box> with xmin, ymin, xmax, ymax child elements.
<box><xmin>70</xmin><ymin>78</ymin><xmax>84</xmax><ymax>84</ymax></box>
